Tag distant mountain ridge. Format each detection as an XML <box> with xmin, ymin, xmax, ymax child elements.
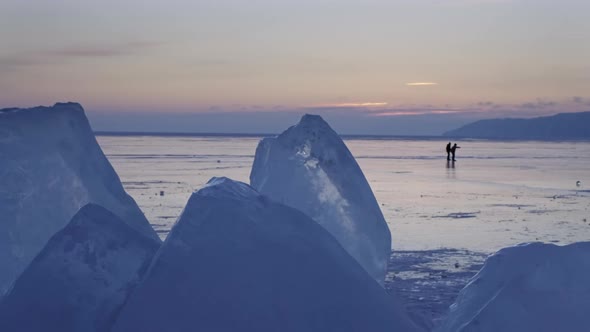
<box><xmin>444</xmin><ymin>111</ymin><xmax>590</xmax><ymax>139</ymax></box>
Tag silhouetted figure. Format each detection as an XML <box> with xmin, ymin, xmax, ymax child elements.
<box><xmin>451</xmin><ymin>143</ymin><xmax>460</xmax><ymax>161</ymax></box>
<box><xmin>446</xmin><ymin>142</ymin><xmax>451</xmax><ymax>161</ymax></box>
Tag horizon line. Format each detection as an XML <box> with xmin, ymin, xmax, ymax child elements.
<box><xmin>93</xmin><ymin>131</ymin><xmax>590</xmax><ymax>142</ymax></box>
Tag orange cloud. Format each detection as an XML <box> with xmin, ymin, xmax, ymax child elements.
<box><xmin>372</xmin><ymin>110</ymin><xmax>460</xmax><ymax>117</ymax></box>
<box><xmin>314</xmin><ymin>102</ymin><xmax>388</xmax><ymax>108</ymax></box>
<box><xmin>406</xmin><ymin>82</ymin><xmax>438</xmax><ymax>86</ymax></box>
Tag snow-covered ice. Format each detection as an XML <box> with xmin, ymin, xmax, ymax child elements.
<box><xmin>250</xmin><ymin>114</ymin><xmax>391</xmax><ymax>283</ymax></box>
<box><xmin>437</xmin><ymin>242</ymin><xmax>590</xmax><ymax>332</ymax></box>
<box><xmin>0</xmin><ymin>103</ymin><xmax>159</xmax><ymax>295</ymax></box>
<box><xmin>0</xmin><ymin>204</ymin><xmax>160</xmax><ymax>332</ymax></box>
<box><xmin>113</xmin><ymin>177</ymin><xmax>421</xmax><ymax>332</ymax></box>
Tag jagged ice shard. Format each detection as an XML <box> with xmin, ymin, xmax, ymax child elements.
<box><xmin>113</xmin><ymin>177</ymin><xmax>420</xmax><ymax>332</ymax></box>
<box><xmin>437</xmin><ymin>242</ymin><xmax>590</xmax><ymax>332</ymax></box>
<box><xmin>0</xmin><ymin>103</ymin><xmax>159</xmax><ymax>295</ymax></box>
<box><xmin>0</xmin><ymin>204</ymin><xmax>160</xmax><ymax>332</ymax></box>
<box><xmin>250</xmin><ymin>114</ymin><xmax>391</xmax><ymax>283</ymax></box>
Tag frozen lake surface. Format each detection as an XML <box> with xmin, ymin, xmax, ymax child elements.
<box><xmin>97</xmin><ymin>135</ymin><xmax>590</xmax><ymax>325</ymax></box>
<box><xmin>97</xmin><ymin>135</ymin><xmax>590</xmax><ymax>252</ymax></box>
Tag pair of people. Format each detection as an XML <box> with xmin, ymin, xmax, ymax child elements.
<box><xmin>446</xmin><ymin>142</ymin><xmax>460</xmax><ymax>161</ymax></box>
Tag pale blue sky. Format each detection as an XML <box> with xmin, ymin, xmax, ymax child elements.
<box><xmin>1</xmin><ymin>0</ymin><xmax>589</xmax><ymax>134</ymax></box>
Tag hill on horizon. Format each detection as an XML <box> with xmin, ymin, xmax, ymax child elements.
<box><xmin>444</xmin><ymin>111</ymin><xmax>590</xmax><ymax>140</ymax></box>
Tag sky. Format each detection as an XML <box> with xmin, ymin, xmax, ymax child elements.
<box><xmin>1</xmin><ymin>0</ymin><xmax>589</xmax><ymax>135</ymax></box>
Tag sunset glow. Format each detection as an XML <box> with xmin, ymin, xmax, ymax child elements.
<box><xmin>371</xmin><ymin>110</ymin><xmax>461</xmax><ymax>117</ymax></box>
<box><xmin>1</xmin><ymin>0</ymin><xmax>589</xmax><ymax>134</ymax></box>
<box><xmin>316</xmin><ymin>102</ymin><xmax>389</xmax><ymax>108</ymax></box>
<box><xmin>405</xmin><ymin>83</ymin><xmax>439</xmax><ymax>86</ymax></box>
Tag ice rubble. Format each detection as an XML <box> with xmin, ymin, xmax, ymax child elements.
<box><xmin>437</xmin><ymin>242</ymin><xmax>590</xmax><ymax>332</ymax></box>
<box><xmin>113</xmin><ymin>177</ymin><xmax>420</xmax><ymax>332</ymax></box>
<box><xmin>0</xmin><ymin>102</ymin><xmax>159</xmax><ymax>295</ymax></box>
<box><xmin>0</xmin><ymin>204</ymin><xmax>159</xmax><ymax>332</ymax></box>
<box><xmin>250</xmin><ymin>114</ymin><xmax>391</xmax><ymax>283</ymax></box>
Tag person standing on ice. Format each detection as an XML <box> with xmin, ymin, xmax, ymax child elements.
<box><xmin>446</xmin><ymin>142</ymin><xmax>452</xmax><ymax>161</ymax></box>
<box><xmin>451</xmin><ymin>143</ymin><xmax>460</xmax><ymax>161</ymax></box>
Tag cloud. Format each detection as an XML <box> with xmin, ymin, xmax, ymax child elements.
<box><xmin>358</xmin><ymin>96</ymin><xmax>590</xmax><ymax>118</ymax></box>
<box><xmin>209</xmin><ymin>96</ymin><xmax>590</xmax><ymax>120</ymax></box>
<box><xmin>477</xmin><ymin>101</ymin><xmax>495</xmax><ymax>107</ymax></box>
<box><xmin>47</xmin><ymin>41</ymin><xmax>161</xmax><ymax>58</ymax></box>
<box><xmin>572</xmin><ymin>96</ymin><xmax>590</xmax><ymax>106</ymax></box>
<box><xmin>0</xmin><ymin>55</ymin><xmax>46</xmax><ymax>67</ymax></box>
<box><xmin>371</xmin><ymin>109</ymin><xmax>462</xmax><ymax>117</ymax></box>
<box><xmin>406</xmin><ymin>82</ymin><xmax>438</xmax><ymax>86</ymax></box>
<box><xmin>86</xmin><ymin>94</ymin><xmax>590</xmax><ymax>136</ymax></box>
<box><xmin>313</xmin><ymin>102</ymin><xmax>388</xmax><ymax>108</ymax></box>
<box><xmin>519</xmin><ymin>99</ymin><xmax>556</xmax><ymax>110</ymax></box>
<box><xmin>469</xmin><ymin>97</ymin><xmax>590</xmax><ymax>118</ymax></box>
<box><xmin>0</xmin><ymin>41</ymin><xmax>162</xmax><ymax>70</ymax></box>
<box><xmin>286</xmin><ymin>102</ymin><xmax>463</xmax><ymax>118</ymax></box>
<box><xmin>573</xmin><ymin>96</ymin><xmax>584</xmax><ymax>104</ymax></box>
